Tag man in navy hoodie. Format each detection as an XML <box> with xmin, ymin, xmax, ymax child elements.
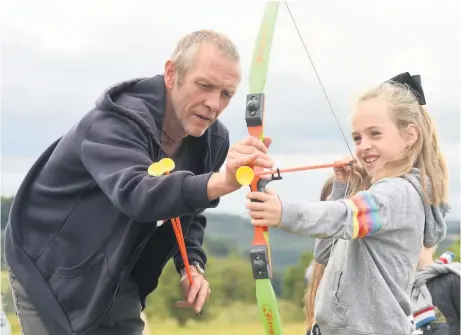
<box><xmin>4</xmin><ymin>29</ymin><xmax>273</xmax><ymax>335</ymax></box>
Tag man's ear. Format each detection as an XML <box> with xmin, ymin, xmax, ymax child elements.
<box><xmin>164</xmin><ymin>60</ymin><xmax>176</xmax><ymax>89</ymax></box>
<box><xmin>404</xmin><ymin>124</ymin><xmax>419</xmax><ymax>147</ymax></box>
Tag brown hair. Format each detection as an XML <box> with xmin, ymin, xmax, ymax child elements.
<box><xmin>357</xmin><ymin>82</ymin><xmax>448</xmax><ymax>205</ymax></box>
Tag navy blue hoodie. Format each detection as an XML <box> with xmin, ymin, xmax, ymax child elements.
<box><xmin>4</xmin><ymin>75</ymin><xmax>230</xmax><ymax>335</ymax></box>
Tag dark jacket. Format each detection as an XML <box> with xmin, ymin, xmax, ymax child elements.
<box><xmin>4</xmin><ymin>75</ymin><xmax>230</xmax><ymax>335</ymax></box>
<box><xmin>427</xmin><ymin>272</ymin><xmax>460</xmax><ymax>335</ymax></box>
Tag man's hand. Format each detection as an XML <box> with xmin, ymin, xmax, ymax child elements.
<box><xmin>175</xmin><ymin>267</ymin><xmax>210</xmax><ymax>315</ymax></box>
<box><xmin>207</xmin><ymin>136</ymin><xmax>273</xmax><ymax>200</ymax></box>
<box><xmin>225</xmin><ymin>136</ymin><xmax>273</xmax><ymax>188</ymax></box>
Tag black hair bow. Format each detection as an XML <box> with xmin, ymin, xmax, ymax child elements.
<box><xmin>386</xmin><ymin>72</ymin><xmax>426</xmax><ymax>105</ymax></box>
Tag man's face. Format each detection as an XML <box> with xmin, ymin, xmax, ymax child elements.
<box><xmin>165</xmin><ymin>42</ymin><xmax>241</xmax><ymax>137</ymax></box>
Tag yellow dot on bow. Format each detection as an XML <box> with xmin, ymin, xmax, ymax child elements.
<box><xmin>160</xmin><ymin>158</ymin><xmax>175</xmax><ymax>173</ymax></box>
<box><xmin>236</xmin><ymin>166</ymin><xmax>255</xmax><ymax>186</ymax></box>
<box><xmin>147</xmin><ymin>162</ymin><xmax>165</xmax><ymax>177</ymax></box>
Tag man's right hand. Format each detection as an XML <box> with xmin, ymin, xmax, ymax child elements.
<box><xmin>225</xmin><ymin>136</ymin><xmax>273</xmax><ymax>186</ymax></box>
<box><xmin>207</xmin><ymin>136</ymin><xmax>273</xmax><ymax>200</ymax></box>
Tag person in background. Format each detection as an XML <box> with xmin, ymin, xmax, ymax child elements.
<box><xmin>412</xmin><ymin>247</ymin><xmax>460</xmax><ymax>335</ymax></box>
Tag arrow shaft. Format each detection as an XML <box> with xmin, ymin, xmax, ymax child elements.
<box><xmin>256</xmin><ymin>162</ymin><xmax>346</xmax><ymax>177</ymax></box>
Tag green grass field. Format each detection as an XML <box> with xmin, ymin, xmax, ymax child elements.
<box><xmin>144</xmin><ymin>320</ymin><xmax>306</xmax><ymax>335</ymax></box>
<box><xmin>6</xmin><ymin>314</ymin><xmax>306</xmax><ymax>335</ymax></box>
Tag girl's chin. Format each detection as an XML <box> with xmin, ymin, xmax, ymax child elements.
<box><xmin>364</xmin><ymin>166</ymin><xmax>376</xmax><ymax>177</ymax></box>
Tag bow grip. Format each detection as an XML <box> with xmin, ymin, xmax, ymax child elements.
<box><xmin>250</xmin><ymin>172</ymin><xmax>282</xmax><ymax>203</ymax></box>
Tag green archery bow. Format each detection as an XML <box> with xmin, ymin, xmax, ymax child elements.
<box><xmin>244</xmin><ymin>2</ymin><xmax>283</xmax><ymax>335</ymax></box>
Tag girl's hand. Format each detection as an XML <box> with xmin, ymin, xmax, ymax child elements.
<box><xmin>333</xmin><ymin>155</ymin><xmax>356</xmax><ymax>183</ymax></box>
<box><xmin>246</xmin><ymin>188</ymin><xmax>282</xmax><ymax>227</ymax></box>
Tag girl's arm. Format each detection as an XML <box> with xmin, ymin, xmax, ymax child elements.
<box><xmin>277</xmin><ymin>178</ymin><xmax>398</xmax><ymax>240</ymax></box>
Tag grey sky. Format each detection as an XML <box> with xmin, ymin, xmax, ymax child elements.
<box><xmin>2</xmin><ymin>0</ymin><xmax>460</xmax><ymax>219</ymax></box>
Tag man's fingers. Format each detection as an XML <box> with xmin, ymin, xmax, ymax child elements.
<box><xmin>175</xmin><ymin>300</ymin><xmax>193</xmax><ymax>309</ymax></box>
<box><xmin>232</xmin><ymin>144</ymin><xmax>259</xmax><ymax>155</ymax></box>
<box><xmin>253</xmin><ymin>157</ymin><xmax>274</xmax><ymax>168</ymax></box>
<box><xmin>242</xmin><ymin>136</ymin><xmax>269</xmax><ymax>153</ymax></box>
<box><xmin>193</xmin><ymin>282</ymin><xmax>210</xmax><ymax>314</ymax></box>
<box><xmin>263</xmin><ymin>136</ymin><xmax>272</xmax><ymax>149</ymax></box>
<box><xmin>187</xmin><ymin>282</ymin><xmax>201</xmax><ymax>304</ymax></box>
<box><xmin>233</xmin><ymin>154</ymin><xmax>273</xmax><ymax>169</ymax></box>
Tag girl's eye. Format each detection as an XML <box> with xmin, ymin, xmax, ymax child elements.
<box><xmin>352</xmin><ymin>136</ymin><xmax>361</xmax><ymax>142</ymax></box>
<box><xmin>371</xmin><ymin>131</ymin><xmax>381</xmax><ymax>137</ymax></box>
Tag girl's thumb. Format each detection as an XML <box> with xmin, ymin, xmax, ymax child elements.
<box><xmin>265</xmin><ymin>187</ymin><xmax>277</xmax><ymax>195</ymax></box>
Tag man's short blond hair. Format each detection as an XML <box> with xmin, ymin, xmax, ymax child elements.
<box><xmin>170</xmin><ymin>29</ymin><xmax>240</xmax><ymax>83</ymax></box>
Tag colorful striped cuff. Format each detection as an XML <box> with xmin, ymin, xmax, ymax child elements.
<box><xmin>345</xmin><ymin>191</ymin><xmax>383</xmax><ymax>239</ymax></box>
<box><xmin>414</xmin><ymin>306</ymin><xmax>436</xmax><ymax>328</ymax></box>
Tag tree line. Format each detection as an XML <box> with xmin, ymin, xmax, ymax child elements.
<box><xmin>1</xmin><ymin>195</ymin><xmax>459</xmax><ymax>327</ymax></box>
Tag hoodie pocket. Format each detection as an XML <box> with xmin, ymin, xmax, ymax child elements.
<box><xmin>332</xmin><ymin>270</ymin><xmax>347</xmax><ymax>318</ymax></box>
<box><xmin>48</xmin><ymin>252</ymin><xmax>113</xmax><ymax>332</ymax></box>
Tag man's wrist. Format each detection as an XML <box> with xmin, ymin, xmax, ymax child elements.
<box><xmin>180</xmin><ymin>261</ymin><xmax>205</xmax><ymax>277</ymax></box>
<box><xmin>207</xmin><ymin>171</ymin><xmax>240</xmax><ymax>201</ymax></box>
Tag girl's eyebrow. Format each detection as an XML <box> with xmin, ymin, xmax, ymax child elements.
<box><xmin>352</xmin><ymin>125</ymin><xmax>384</xmax><ymax>134</ymax></box>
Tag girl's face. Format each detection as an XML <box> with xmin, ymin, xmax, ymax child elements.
<box><xmin>351</xmin><ymin>98</ymin><xmax>415</xmax><ymax>178</ymax></box>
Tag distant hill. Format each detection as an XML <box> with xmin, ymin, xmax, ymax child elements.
<box><xmin>1</xmin><ymin>195</ymin><xmax>459</xmax><ymax>272</ymax></box>
<box><xmin>203</xmin><ymin>210</ymin><xmax>461</xmax><ymax>270</ymax></box>
<box><xmin>203</xmin><ymin>210</ymin><xmax>317</xmax><ymax>271</ymax></box>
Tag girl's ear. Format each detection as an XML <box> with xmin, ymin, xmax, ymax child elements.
<box><xmin>404</xmin><ymin>124</ymin><xmax>419</xmax><ymax>148</ymax></box>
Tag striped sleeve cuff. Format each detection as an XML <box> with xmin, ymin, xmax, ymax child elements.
<box><xmin>414</xmin><ymin>306</ymin><xmax>436</xmax><ymax>328</ymax></box>
<box><xmin>344</xmin><ymin>191</ymin><xmax>383</xmax><ymax>239</ymax></box>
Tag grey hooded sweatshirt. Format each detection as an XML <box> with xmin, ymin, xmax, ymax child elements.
<box><xmin>279</xmin><ymin>168</ymin><xmax>449</xmax><ymax>335</ymax></box>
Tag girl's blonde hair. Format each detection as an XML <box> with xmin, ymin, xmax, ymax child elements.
<box><xmin>355</xmin><ymin>82</ymin><xmax>448</xmax><ymax>205</ymax></box>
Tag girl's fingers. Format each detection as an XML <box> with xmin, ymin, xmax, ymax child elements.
<box><xmin>248</xmin><ymin>209</ymin><xmax>269</xmax><ymax>219</ymax></box>
<box><xmin>247</xmin><ymin>192</ymin><xmax>271</xmax><ymax>202</ymax></box>
<box><xmin>246</xmin><ymin>201</ymin><xmax>266</xmax><ymax>211</ymax></box>
<box><xmin>251</xmin><ymin>218</ymin><xmax>270</xmax><ymax>226</ymax></box>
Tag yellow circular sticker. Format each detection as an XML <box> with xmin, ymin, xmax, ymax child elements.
<box><xmin>236</xmin><ymin>166</ymin><xmax>254</xmax><ymax>186</ymax></box>
<box><xmin>160</xmin><ymin>158</ymin><xmax>175</xmax><ymax>172</ymax></box>
<box><xmin>147</xmin><ymin>162</ymin><xmax>164</xmax><ymax>177</ymax></box>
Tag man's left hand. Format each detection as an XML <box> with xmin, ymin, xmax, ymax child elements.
<box><xmin>175</xmin><ymin>267</ymin><xmax>210</xmax><ymax>315</ymax></box>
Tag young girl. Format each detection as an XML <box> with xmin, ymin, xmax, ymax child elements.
<box><xmin>246</xmin><ymin>75</ymin><xmax>450</xmax><ymax>334</ymax></box>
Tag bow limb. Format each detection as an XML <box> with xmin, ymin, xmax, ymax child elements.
<box><xmin>245</xmin><ymin>2</ymin><xmax>283</xmax><ymax>335</ymax></box>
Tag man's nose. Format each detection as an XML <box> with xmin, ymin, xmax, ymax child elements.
<box><xmin>204</xmin><ymin>92</ymin><xmax>221</xmax><ymax>113</ymax></box>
